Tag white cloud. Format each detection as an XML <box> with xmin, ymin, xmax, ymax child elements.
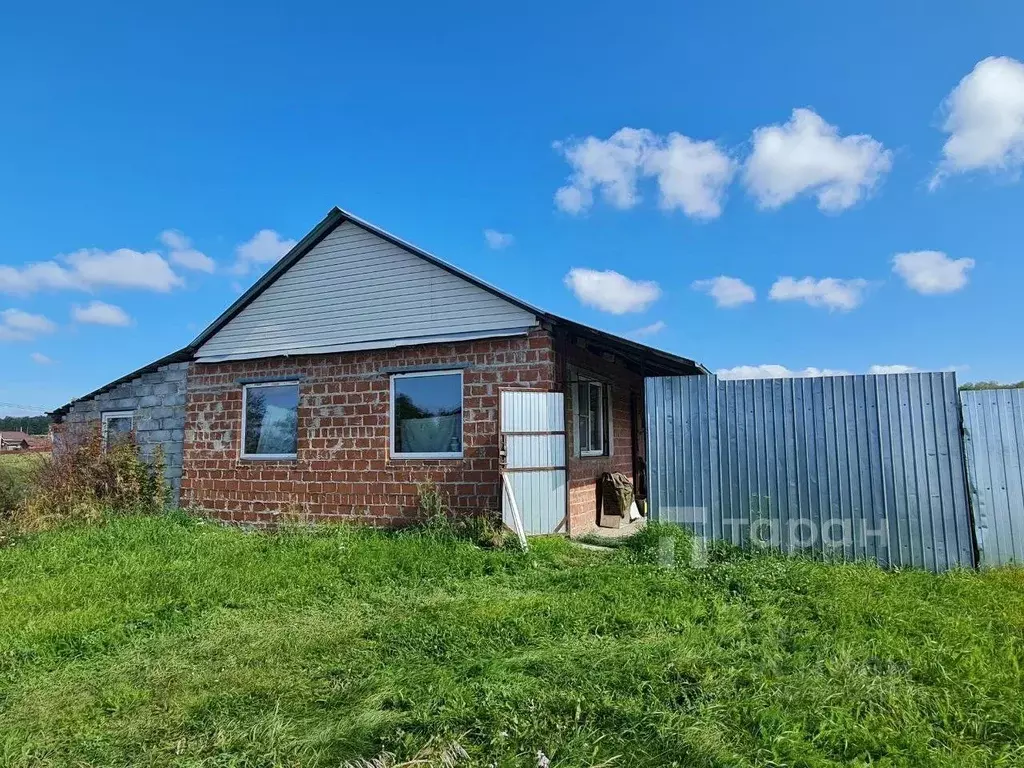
<box><xmin>554</xmin><ymin>127</ymin><xmax>735</xmax><ymax>219</ymax></box>
<box><xmin>769</xmin><ymin>276</ymin><xmax>869</xmax><ymax>311</ymax></box>
<box><xmin>66</xmin><ymin>248</ymin><xmax>184</xmax><ymax>292</ymax></box>
<box><xmin>160</xmin><ymin>229</ymin><xmax>215</xmax><ymax>273</ymax></box>
<box><xmin>692</xmin><ymin>276</ymin><xmax>756</xmax><ymax>308</ymax></box>
<box><xmin>868</xmin><ymin>364</ymin><xmax>918</xmax><ymax>374</ymax></box>
<box><xmin>0</xmin><ymin>248</ymin><xmax>184</xmax><ymax>296</ymax></box>
<box><xmin>717</xmin><ymin>364</ymin><xmax>850</xmax><ymax>380</ymax></box>
<box><xmin>2</xmin><ymin>309</ymin><xmax>57</xmax><ymax>335</ymax></box>
<box><xmin>643</xmin><ymin>134</ymin><xmax>737</xmax><ymax>218</ymax></box>
<box><xmin>892</xmin><ymin>251</ymin><xmax>974</xmax><ymax>294</ymax></box>
<box><xmin>0</xmin><ymin>309</ymin><xmax>57</xmax><ymax>342</ymax></box>
<box><xmin>564</xmin><ymin>268</ymin><xmax>661</xmax><ymax>314</ymax></box>
<box><xmin>628</xmin><ymin>320</ymin><xmax>666</xmax><ymax>338</ymax></box>
<box><xmin>483</xmin><ymin>229</ymin><xmax>514</xmax><ymax>249</ymax></box>
<box><xmin>159</xmin><ymin>230</ymin><xmax>189</xmax><ymax>250</ymax></box>
<box><xmin>30</xmin><ymin>352</ymin><xmax>53</xmax><ymax>365</ymax></box>
<box><xmin>554</xmin><ymin>129</ymin><xmax>649</xmax><ymax>213</ymax></box>
<box><xmin>743</xmin><ymin>108</ymin><xmax>893</xmax><ymax>212</ymax></box>
<box><xmin>72</xmin><ymin>300</ymin><xmax>132</xmax><ymax>327</ymax></box>
<box><xmin>719</xmin><ymin>363</ymin><xmax>960</xmax><ymax>380</ymax></box>
<box><xmin>0</xmin><ymin>262</ymin><xmax>79</xmax><ymax>294</ymax></box>
<box><xmin>932</xmin><ymin>56</ymin><xmax>1024</xmax><ymax>188</ymax></box>
<box><xmin>231</xmin><ymin>230</ymin><xmax>297</xmax><ymax>274</ymax></box>
<box><xmin>554</xmin><ymin>185</ymin><xmax>586</xmax><ymax>215</ymax></box>
<box><xmin>0</xmin><ymin>328</ymin><xmax>26</xmax><ymax>341</ymax></box>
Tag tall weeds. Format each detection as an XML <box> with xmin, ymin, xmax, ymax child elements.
<box><xmin>6</xmin><ymin>427</ymin><xmax>167</xmax><ymax>535</ymax></box>
<box><xmin>414</xmin><ymin>479</ymin><xmax>509</xmax><ymax>549</ymax></box>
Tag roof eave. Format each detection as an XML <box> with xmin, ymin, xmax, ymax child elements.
<box><xmin>49</xmin><ymin>347</ymin><xmax>193</xmax><ymax>421</ymax></box>
<box><xmin>548</xmin><ymin>315</ymin><xmax>708</xmax><ymax>377</ymax></box>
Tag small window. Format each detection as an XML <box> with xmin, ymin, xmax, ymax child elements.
<box><xmin>242</xmin><ymin>382</ymin><xmax>299</xmax><ymax>459</ymax></box>
<box><xmin>391</xmin><ymin>371</ymin><xmax>463</xmax><ymax>458</ymax></box>
<box><xmin>102</xmin><ymin>411</ymin><xmax>134</xmax><ymax>450</ymax></box>
<box><xmin>578</xmin><ymin>380</ymin><xmax>607</xmax><ymax>457</ymax></box>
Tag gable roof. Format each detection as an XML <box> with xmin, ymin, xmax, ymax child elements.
<box><xmin>189</xmin><ymin>207</ymin><xmax>548</xmax><ymax>353</ymax></box>
<box><xmin>52</xmin><ymin>206</ymin><xmax>705</xmax><ymax>418</ymax></box>
<box><xmin>189</xmin><ymin>206</ymin><xmax>705</xmax><ymax>374</ymax></box>
<box><xmin>0</xmin><ymin>431</ymin><xmax>30</xmax><ymax>443</ymax></box>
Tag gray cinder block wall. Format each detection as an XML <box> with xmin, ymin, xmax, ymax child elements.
<box><xmin>60</xmin><ymin>362</ymin><xmax>190</xmax><ymax>503</ymax></box>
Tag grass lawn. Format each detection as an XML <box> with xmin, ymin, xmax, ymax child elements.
<box><xmin>0</xmin><ymin>516</ymin><xmax>1022</xmax><ymax>767</ymax></box>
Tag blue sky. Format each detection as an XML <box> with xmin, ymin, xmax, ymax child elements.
<box><xmin>2</xmin><ymin>1</ymin><xmax>1023</xmax><ymax>416</ymax></box>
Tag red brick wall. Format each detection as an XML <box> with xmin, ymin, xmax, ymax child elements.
<box><xmin>565</xmin><ymin>346</ymin><xmax>644</xmax><ymax>536</ymax></box>
<box><xmin>181</xmin><ymin>330</ymin><xmax>556</xmax><ymax>526</ymax></box>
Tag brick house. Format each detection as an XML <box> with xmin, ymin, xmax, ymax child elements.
<box><xmin>53</xmin><ymin>208</ymin><xmax>705</xmax><ymax>536</ymax></box>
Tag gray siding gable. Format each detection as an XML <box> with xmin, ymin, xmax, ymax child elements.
<box><xmin>198</xmin><ymin>221</ymin><xmax>539</xmax><ymax>361</ymax></box>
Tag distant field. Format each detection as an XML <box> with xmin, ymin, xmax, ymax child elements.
<box><xmin>0</xmin><ymin>450</ymin><xmax>44</xmax><ymax>473</ymax></box>
<box><xmin>0</xmin><ymin>451</ymin><xmax>46</xmax><ymax>480</ymax></box>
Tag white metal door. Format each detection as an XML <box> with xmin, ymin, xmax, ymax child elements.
<box><xmin>500</xmin><ymin>389</ymin><xmax>566</xmax><ymax>535</ymax></box>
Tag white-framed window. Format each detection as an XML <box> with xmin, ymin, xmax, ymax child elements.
<box><xmin>390</xmin><ymin>370</ymin><xmax>464</xmax><ymax>459</ymax></box>
<box><xmin>101</xmin><ymin>410</ymin><xmax>134</xmax><ymax>450</ymax></box>
<box><xmin>241</xmin><ymin>381</ymin><xmax>300</xmax><ymax>459</ymax></box>
<box><xmin>577</xmin><ymin>380</ymin><xmax>608</xmax><ymax>457</ymax></box>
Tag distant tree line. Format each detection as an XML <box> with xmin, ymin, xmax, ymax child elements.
<box><xmin>959</xmin><ymin>381</ymin><xmax>1024</xmax><ymax>392</ymax></box>
<box><xmin>0</xmin><ymin>415</ymin><xmax>51</xmax><ymax>435</ymax></box>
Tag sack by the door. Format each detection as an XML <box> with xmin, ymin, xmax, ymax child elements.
<box><xmin>598</xmin><ymin>472</ymin><xmax>635</xmax><ymax>528</ymax></box>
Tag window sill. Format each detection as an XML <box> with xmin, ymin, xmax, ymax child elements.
<box><xmin>579</xmin><ymin>452</ymin><xmax>609</xmax><ymax>459</ymax></box>
<box><xmin>239</xmin><ymin>455</ymin><xmax>298</xmax><ymax>462</ymax></box>
<box><xmin>391</xmin><ymin>454</ymin><xmax>464</xmax><ymax>461</ymax></box>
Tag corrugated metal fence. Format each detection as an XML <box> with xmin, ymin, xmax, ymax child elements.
<box><xmin>645</xmin><ymin>373</ymin><xmax>976</xmax><ymax>571</ymax></box>
<box><xmin>961</xmin><ymin>389</ymin><xmax>1024</xmax><ymax>567</ymax></box>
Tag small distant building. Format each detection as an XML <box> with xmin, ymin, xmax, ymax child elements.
<box><xmin>25</xmin><ymin>434</ymin><xmax>52</xmax><ymax>452</ymax></box>
<box><xmin>0</xmin><ymin>431</ymin><xmax>31</xmax><ymax>451</ymax></box>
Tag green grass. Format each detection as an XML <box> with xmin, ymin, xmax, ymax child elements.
<box><xmin>0</xmin><ymin>516</ymin><xmax>1022</xmax><ymax>767</ymax></box>
<box><xmin>0</xmin><ymin>451</ymin><xmax>45</xmax><ymax>479</ymax></box>
<box><xmin>0</xmin><ymin>452</ymin><xmax>46</xmax><ymax>520</ymax></box>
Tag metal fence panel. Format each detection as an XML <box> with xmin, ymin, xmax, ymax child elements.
<box><xmin>961</xmin><ymin>388</ymin><xmax>1024</xmax><ymax>567</ymax></box>
<box><xmin>646</xmin><ymin>373</ymin><xmax>975</xmax><ymax>572</ymax></box>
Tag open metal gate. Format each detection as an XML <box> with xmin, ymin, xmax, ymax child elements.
<box><xmin>961</xmin><ymin>388</ymin><xmax>1024</xmax><ymax>567</ymax></box>
<box><xmin>499</xmin><ymin>389</ymin><xmax>566</xmax><ymax>535</ymax></box>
